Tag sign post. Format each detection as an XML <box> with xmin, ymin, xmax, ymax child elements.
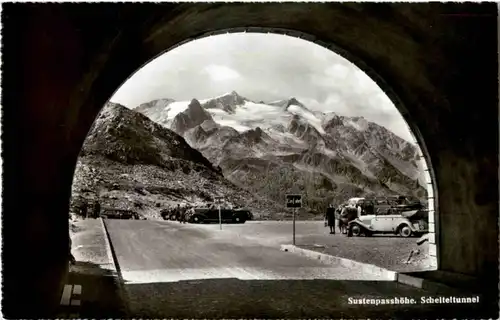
<box><xmin>286</xmin><ymin>194</ymin><xmax>302</xmax><ymax>245</ymax></box>
<box><xmin>215</xmin><ymin>196</ymin><xmax>224</xmax><ymax>230</ymax></box>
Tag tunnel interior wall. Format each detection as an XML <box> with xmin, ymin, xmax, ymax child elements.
<box><xmin>2</xmin><ymin>3</ymin><xmax>498</xmax><ymax>316</ymax></box>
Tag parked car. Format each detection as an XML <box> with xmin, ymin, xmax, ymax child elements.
<box><xmin>133</xmin><ymin>212</ymin><xmax>147</xmax><ymax>220</ymax></box>
<box><xmin>101</xmin><ymin>208</ymin><xmax>138</xmax><ymax>220</ymax></box>
<box><xmin>187</xmin><ymin>203</ymin><xmax>250</xmax><ymax>224</ymax></box>
<box><xmin>347</xmin><ymin>208</ymin><xmax>429</xmax><ymax>237</ymax></box>
<box><xmin>233</xmin><ymin>206</ymin><xmax>253</xmax><ymax>221</ymax></box>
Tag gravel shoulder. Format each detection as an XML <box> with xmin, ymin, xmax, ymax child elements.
<box><xmin>296</xmin><ymin>234</ymin><xmax>434</xmax><ymax>273</ymax></box>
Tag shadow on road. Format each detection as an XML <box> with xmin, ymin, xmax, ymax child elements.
<box><xmin>122</xmin><ymin>278</ymin><xmax>496</xmax><ymax>319</ymax></box>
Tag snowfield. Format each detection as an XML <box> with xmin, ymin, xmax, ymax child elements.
<box><xmin>287</xmin><ymin>104</ymin><xmax>326</xmax><ymax>135</ymax></box>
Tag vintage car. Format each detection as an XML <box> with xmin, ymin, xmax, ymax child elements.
<box><xmin>134</xmin><ymin>212</ymin><xmax>147</xmax><ymax>220</ymax></box>
<box><xmin>101</xmin><ymin>208</ymin><xmax>139</xmax><ymax>220</ymax></box>
<box><xmin>160</xmin><ymin>209</ymin><xmax>180</xmax><ymax>221</ymax></box>
<box><xmin>233</xmin><ymin>206</ymin><xmax>253</xmax><ymax>221</ymax></box>
<box><xmin>347</xmin><ymin>208</ymin><xmax>429</xmax><ymax>237</ymax></box>
<box><xmin>187</xmin><ymin>203</ymin><xmax>250</xmax><ymax>224</ymax></box>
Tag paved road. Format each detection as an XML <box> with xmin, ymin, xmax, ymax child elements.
<box><xmin>102</xmin><ymin>219</ymin><xmax>489</xmax><ymax>318</ymax></box>
<box><xmin>105</xmin><ymin>219</ymin><xmax>382</xmax><ymax>283</ymax></box>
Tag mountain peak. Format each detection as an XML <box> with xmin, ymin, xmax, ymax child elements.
<box><xmin>171</xmin><ymin>99</ymin><xmax>213</xmax><ymax>134</ymax></box>
<box><xmin>189</xmin><ymin>98</ymin><xmax>203</xmax><ymax>109</ymax></box>
<box><xmin>284</xmin><ymin>97</ymin><xmax>308</xmax><ymax>112</ymax></box>
<box><xmin>201</xmin><ymin>91</ymin><xmax>246</xmax><ymax>114</ymax></box>
<box><xmin>82</xmin><ymin>103</ymin><xmax>219</xmax><ymax>173</ymax></box>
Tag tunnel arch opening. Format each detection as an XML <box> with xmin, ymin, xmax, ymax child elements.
<box><xmin>72</xmin><ymin>28</ymin><xmax>439</xmax><ymax>274</ymax></box>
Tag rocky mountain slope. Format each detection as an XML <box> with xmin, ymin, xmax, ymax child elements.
<box><xmin>134</xmin><ymin>91</ymin><xmax>427</xmax><ymax>214</ymax></box>
<box><xmin>70</xmin><ymin>102</ymin><xmax>277</xmax><ymax>219</ymax></box>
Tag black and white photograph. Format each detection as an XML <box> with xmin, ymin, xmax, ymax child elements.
<box><xmin>2</xmin><ymin>2</ymin><xmax>499</xmax><ymax>319</ymax></box>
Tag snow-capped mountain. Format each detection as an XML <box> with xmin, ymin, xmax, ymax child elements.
<box><xmin>133</xmin><ymin>91</ymin><xmax>427</xmax><ymax>211</ymax></box>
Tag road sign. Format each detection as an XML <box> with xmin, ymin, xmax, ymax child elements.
<box><xmin>214</xmin><ymin>196</ymin><xmax>224</xmax><ymax>205</ymax></box>
<box><xmin>286</xmin><ymin>194</ymin><xmax>302</xmax><ymax>245</ymax></box>
<box><xmin>286</xmin><ymin>194</ymin><xmax>302</xmax><ymax>208</ymax></box>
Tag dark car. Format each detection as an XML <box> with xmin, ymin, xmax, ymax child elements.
<box><xmin>233</xmin><ymin>206</ymin><xmax>253</xmax><ymax>220</ymax></box>
<box><xmin>187</xmin><ymin>204</ymin><xmax>249</xmax><ymax>224</ymax></box>
<box><xmin>160</xmin><ymin>209</ymin><xmax>171</xmax><ymax>220</ymax></box>
<box><xmin>133</xmin><ymin>212</ymin><xmax>147</xmax><ymax>220</ymax></box>
<box><xmin>101</xmin><ymin>208</ymin><xmax>138</xmax><ymax>220</ymax></box>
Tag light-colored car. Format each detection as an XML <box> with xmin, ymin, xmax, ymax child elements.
<box><xmin>346</xmin><ymin>197</ymin><xmax>365</xmax><ymax>207</ymax></box>
<box><xmin>347</xmin><ymin>208</ymin><xmax>429</xmax><ymax>237</ymax></box>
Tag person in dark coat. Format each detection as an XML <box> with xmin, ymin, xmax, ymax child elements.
<box><xmin>81</xmin><ymin>202</ymin><xmax>88</xmax><ymax>219</ymax></box>
<box><xmin>176</xmin><ymin>204</ymin><xmax>182</xmax><ymax>222</ymax></box>
<box><xmin>94</xmin><ymin>201</ymin><xmax>101</xmax><ymax>219</ymax></box>
<box><xmin>69</xmin><ymin>237</ymin><xmax>76</xmax><ymax>265</ymax></box>
<box><xmin>325</xmin><ymin>204</ymin><xmax>336</xmax><ymax>234</ymax></box>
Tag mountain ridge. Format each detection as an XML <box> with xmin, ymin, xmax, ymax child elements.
<box><xmin>127</xmin><ymin>91</ymin><xmax>427</xmax><ymax>213</ymax></box>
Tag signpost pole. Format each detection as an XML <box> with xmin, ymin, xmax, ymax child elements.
<box><xmin>219</xmin><ymin>204</ymin><xmax>222</xmax><ymax>230</ymax></box>
<box><xmin>286</xmin><ymin>194</ymin><xmax>302</xmax><ymax>247</ymax></box>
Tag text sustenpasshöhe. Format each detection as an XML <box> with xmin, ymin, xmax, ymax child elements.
<box><xmin>348</xmin><ymin>296</ymin><xmax>480</xmax><ymax>305</ymax></box>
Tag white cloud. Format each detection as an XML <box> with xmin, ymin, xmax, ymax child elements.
<box><xmin>204</xmin><ymin>64</ymin><xmax>241</xmax><ymax>81</ymax></box>
<box><xmin>110</xmin><ymin>33</ymin><xmax>416</xmax><ymax>142</ymax></box>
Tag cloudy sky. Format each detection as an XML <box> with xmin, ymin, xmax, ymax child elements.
<box><xmin>111</xmin><ymin>33</ymin><xmax>415</xmax><ymax>142</ymax></box>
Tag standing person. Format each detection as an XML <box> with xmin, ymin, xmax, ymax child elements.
<box><xmin>94</xmin><ymin>200</ymin><xmax>101</xmax><ymax>219</ymax></box>
<box><xmin>179</xmin><ymin>206</ymin><xmax>187</xmax><ymax>223</ymax></box>
<box><xmin>182</xmin><ymin>205</ymin><xmax>191</xmax><ymax>224</ymax></box>
<box><xmin>81</xmin><ymin>202</ymin><xmax>88</xmax><ymax>219</ymax></box>
<box><xmin>335</xmin><ymin>204</ymin><xmax>344</xmax><ymax>234</ymax></box>
<box><xmin>325</xmin><ymin>204</ymin><xmax>336</xmax><ymax>234</ymax></box>
<box><xmin>339</xmin><ymin>204</ymin><xmax>349</xmax><ymax>234</ymax></box>
<box><xmin>69</xmin><ymin>236</ymin><xmax>76</xmax><ymax>265</ymax></box>
<box><xmin>176</xmin><ymin>204</ymin><xmax>182</xmax><ymax>223</ymax></box>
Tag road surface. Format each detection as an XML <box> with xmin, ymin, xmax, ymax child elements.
<box><xmin>102</xmin><ymin>219</ymin><xmax>484</xmax><ymax>318</ymax></box>
<box><xmin>105</xmin><ymin>219</ymin><xmax>382</xmax><ymax>283</ymax></box>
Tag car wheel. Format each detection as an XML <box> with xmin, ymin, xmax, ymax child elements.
<box><xmin>399</xmin><ymin>225</ymin><xmax>412</xmax><ymax>237</ymax></box>
<box><xmin>351</xmin><ymin>224</ymin><xmax>361</xmax><ymax>237</ymax></box>
<box><xmin>193</xmin><ymin>216</ymin><xmax>202</xmax><ymax>224</ymax></box>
